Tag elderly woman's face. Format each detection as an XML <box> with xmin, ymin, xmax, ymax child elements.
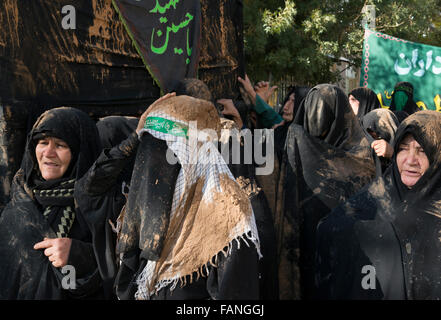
<box><xmin>396</xmin><ymin>134</ymin><xmax>430</xmax><ymax>188</ymax></box>
<box><xmin>35</xmin><ymin>137</ymin><xmax>72</xmax><ymax>180</ymax></box>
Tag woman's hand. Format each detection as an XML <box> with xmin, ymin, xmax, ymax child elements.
<box><xmin>237</xmin><ymin>74</ymin><xmax>257</xmax><ymax>105</ymax></box>
<box><xmin>254</xmin><ymin>81</ymin><xmax>278</xmax><ymax>104</ymax></box>
<box><xmin>371</xmin><ymin>139</ymin><xmax>394</xmax><ymax>158</ymax></box>
<box><xmin>218</xmin><ymin>98</ymin><xmax>243</xmax><ymax>129</ymax></box>
<box><xmin>34</xmin><ymin>237</ymin><xmax>72</xmax><ymax>268</ymax></box>
<box><xmin>136</xmin><ymin>92</ymin><xmax>177</xmax><ymax>134</ymax></box>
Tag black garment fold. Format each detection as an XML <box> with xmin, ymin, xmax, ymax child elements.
<box><xmin>277</xmin><ymin>84</ymin><xmax>376</xmax><ymax>299</ymax></box>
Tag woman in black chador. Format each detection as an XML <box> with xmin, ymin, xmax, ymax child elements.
<box><xmin>276</xmin><ymin>84</ymin><xmax>376</xmax><ymax>299</ymax></box>
<box><xmin>0</xmin><ymin>107</ymin><xmax>107</xmax><ymax>299</ymax></box>
<box><xmin>362</xmin><ymin>108</ymin><xmax>399</xmax><ymax>175</ymax></box>
<box><xmin>316</xmin><ymin>110</ymin><xmax>441</xmax><ymax>299</ymax></box>
<box><xmin>348</xmin><ymin>87</ymin><xmax>381</xmax><ymax>119</ymax></box>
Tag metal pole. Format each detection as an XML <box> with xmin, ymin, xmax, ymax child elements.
<box><xmin>362</xmin><ymin>4</ymin><xmax>376</xmax><ymax>30</ymax></box>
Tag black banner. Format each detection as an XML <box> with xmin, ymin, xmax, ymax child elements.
<box><xmin>0</xmin><ymin>0</ymin><xmax>161</xmax><ymax>116</ymax></box>
<box><xmin>112</xmin><ymin>0</ymin><xmax>201</xmax><ymax>93</ymax></box>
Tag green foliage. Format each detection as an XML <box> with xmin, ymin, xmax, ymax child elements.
<box><xmin>243</xmin><ymin>0</ymin><xmax>441</xmax><ymax>86</ymax></box>
<box><xmin>262</xmin><ymin>0</ymin><xmax>297</xmax><ymax>34</ymax></box>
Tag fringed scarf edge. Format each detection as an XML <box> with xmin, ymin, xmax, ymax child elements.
<box><xmin>134</xmin><ymin>229</ymin><xmax>262</xmax><ymax>300</ymax></box>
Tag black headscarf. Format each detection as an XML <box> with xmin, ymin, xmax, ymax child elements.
<box><xmin>24</xmin><ymin>107</ymin><xmax>102</xmax><ymax>236</ymax></box>
<box><xmin>389</xmin><ymin>111</ymin><xmax>441</xmax><ymax>203</ymax></box>
<box><xmin>24</xmin><ymin>107</ymin><xmax>101</xmax><ymax>187</ymax></box>
<box><xmin>274</xmin><ymin>86</ymin><xmax>310</xmax><ymax>161</ymax></box>
<box><xmin>362</xmin><ymin>108</ymin><xmax>399</xmax><ymax>144</ymax></box>
<box><xmin>316</xmin><ymin>110</ymin><xmax>441</xmax><ymax>299</ymax></box>
<box><xmin>276</xmin><ymin>84</ymin><xmax>376</xmax><ymax>299</ymax></box>
<box><xmin>96</xmin><ymin>116</ymin><xmax>138</xmax><ymax>186</ymax></box>
<box><xmin>362</xmin><ymin>108</ymin><xmax>399</xmax><ymax>175</ymax></box>
<box><xmin>390</xmin><ymin>81</ymin><xmax>420</xmax><ymax>115</ymax></box>
<box><xmin>279</xmin><ymin>86</ymin><xmax>311</xmax><ymax>119</ymax></box>
<box><xmin>293</xmin><ymin>84</ymin><xmax>373</xmax><ymax>154</ymax></box>
<box><xmin>97</xmin><ymin>116</ymin><xmax>139</xmax><ymax>150</ymax></box>
<box><xmin>393</xmin><ymin>110</ymin><xmax>410</xmax><ymax>124</ymax></box>
<box><xmin>0</xmin><ymin>107</ymin><xmax>103</xmax><ymax>299</ymax></box>
<box><xmin>348</xmin><ymin>87</ymin><xmax>381</xmax><ymax>119</ymax></box>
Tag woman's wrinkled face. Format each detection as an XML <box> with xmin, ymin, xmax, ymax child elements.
<box><xmin>396</xmin><ymin>134</ymin><xmax>430</xmax><ymax>188</ymax></box>
<box><xmin>35</xmin><ymin>137</ymin><xmax>72</xmax><ymax>180</ymax></box>
<box><xmin>348</xmin><ymin>94</ymin><xmax>360</xmax><ymax>115</ymax></box>
<box><xmin>282</xmin><ymin>93</ymin><xmax>295</xmax><ymax>122</ymax></box>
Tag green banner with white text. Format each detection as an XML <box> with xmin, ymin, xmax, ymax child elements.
<box><xmin>361</xmin><ymin>29</ymin><xmax>441</xmax><ymax>111</ymax></box>
<box><xmin>112</xmin><ymin>0</ymin><xmax>201</xmax><ymax>93</ymax></box>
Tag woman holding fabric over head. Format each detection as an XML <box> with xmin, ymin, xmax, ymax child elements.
<box><xmin>115</xmin><ymin>94</ymin><xmax>262</xmax><ymax>300</ymax></box>
<box><xmin>0</xmin><ymin>107</ymin><xmax>105</xmax><ymax>299</ymax></box>
<box><xmin>316</xmin><ymin>110</ymin><xmax>441</xmax><ymax>300</ymax></box>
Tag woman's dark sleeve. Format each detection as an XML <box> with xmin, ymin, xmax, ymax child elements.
<box><xmin>52</xmin><ymin>238</ymin><xmax>103</xmax><ymax>298</ymax></box>
<box><xmin>84</xmin><ymin>132</ymin><xmax>139</xmax><ymax>195</ymax></box>
<box><xmin>67</xmin><ymin>239</ymin><xmax>97</xmax><ymax>277</ymax></box>
<box><xmin>71</xmin><ymin>132</ymin><xmax>140</xmax><ymax>299</ymax></box>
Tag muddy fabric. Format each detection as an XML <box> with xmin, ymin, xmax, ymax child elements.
<box><xmin>114</xmin><ymin>133</ymin><xmax>181</xmax><ymax>299</ymax></box>
<box><xmin>362</xmin><ymin>109</ymin><xmax>399</xmax><ymax>144</ymax></box>
<box><xmin>175</xmin><ymin>78</ymin><xmax>213</xmax><ymax>103</ymax></box>
<box><xmin>316</xmin><ymin>110</ymin><xmax>441</xmax><ymax>300</ymax></box>
<box><xmin>349</xmin><ymin>87</ymin><xmax>381</xmax><ymax>119</ymax></box>
<box><xmin>198</xmin><ymin>0</ymin><xmax>245</xmax><ymax>101</ymax></box>
<box><xmin>0</xmin><ymin>0</ymin><xmax>159</xmax><ymax>115</ymax></box>
<box><xmin>390</xmin><ymin>82</ymin><xmax>420</xmax><ymax>115</ymax></box>
<box><xmin>0</xmin><ymin>107</ymin><xmax>105</xmax><ymax>299</ymax></box>
<box><xmin>116</xmin><ymin>96</ymin><xmax>261</xmax><ymax>300</ymax></box>
<box><xmin>276</xmin><ymin>84</ymin><xmax>376</xmax><ymax>299</ymax></box>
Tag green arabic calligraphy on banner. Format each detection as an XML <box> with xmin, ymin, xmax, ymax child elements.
<box><xmin>112</xmin><ymin>0</ymin><xmax>201</xmax><ymax>93</ymax></box>
<box><xmin>145</xmin><ymin>116</ymin><xmax>189</xmax><ymax>138</ymax></box>
<box><xmin>361</xmin><ymin>28</ymin><xmax>441</xmax><ymax>111</ymax></box>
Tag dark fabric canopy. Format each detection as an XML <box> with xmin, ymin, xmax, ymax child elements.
<box><xmin>0</xmin><ymin>0</ymin><xmax>244</xmax><ymax>115</ymax></box>
<box><xmin>0</xmin><ymin>0</ymin><xmax>160</xmax><ymax>116</ymax></box>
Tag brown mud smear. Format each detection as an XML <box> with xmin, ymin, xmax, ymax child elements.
<box><xmin>152</xmin><ymin>173</ymin><xmax>252</xmax><ymax>288</ymax></box>
<box><xmin>147</xmin><ymin>95</ymin><xmax>221</xmax><ymax>135</ymax></box>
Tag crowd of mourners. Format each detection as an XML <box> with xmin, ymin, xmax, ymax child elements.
<box><xmin>0</xmin><ymin>74</ymin><xmax>440</xmax><ymax>300</ymax></box>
